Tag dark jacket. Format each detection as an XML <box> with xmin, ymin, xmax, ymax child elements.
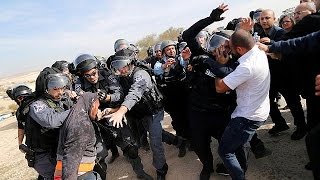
<box><xmin>182</xmin><ymin>8</ymin><xmax>225</xmax><ymax>58</ymax></box>
<box><xmin>270</xmin><ymin>30</ymin><xmax>320</xmax><ymax>55</ymax></box>
<box><xmin>57</xmin><ymin>93</ymin><xmax>97</xmax><ymax>179</ymax></box>
<box><xmin>188</xmin><ymin>55</ymin><xmax>238</xmax><ymax>112</ymax></box>
<box><xmin>280</xmin><ymin>12</ymin><xmax>320</xmax><ymax>97</ymax></box>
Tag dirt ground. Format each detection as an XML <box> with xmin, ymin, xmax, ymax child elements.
<box><xmin>0</xmin><ymin>73</ymin><xmax>314</xmax><ymax>180</ymax></box>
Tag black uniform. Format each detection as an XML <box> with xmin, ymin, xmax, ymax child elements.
<box><xmin>187</xmin><ymin>54</ymin><xmax>239</xmax><ymax>173</ymax></box>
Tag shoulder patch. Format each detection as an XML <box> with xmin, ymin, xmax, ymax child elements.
<box><xmin>134</xmin><ymin>74</ymin><xmax>143</xmax><ymax>82</ymax></box>
<box><xmin>32</xmin><ymin>101</ymin><xmax>47</xmax><ymax>113</ymax></box>
<box><xmin>108</xmin><ymin>75</ymin><xmax>117</xmax><ymax>83</ymax></box>
<box><xmin>75</xmin><ymin>84</ymin><xmax>82</xmax><ymax>93</ymax></box>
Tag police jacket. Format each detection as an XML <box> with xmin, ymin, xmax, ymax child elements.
<box><xmin>74</xmin><ymin>69</ymin><xmax>123</xmax><ymax>108</ymax></box>
<box><xmin>154</xmin><ymin>56</ymin><xmax>186</xmax><ymax>84</ymax></box>
<box><xmin>188</xmin><ymin>54</ymin><xmax>238</xmax><ymax>112</ymax></box>
<box><xmin>27</xmin><ymin>96</ymin><xmax>71</xmax><ymax>151</ymax></box>
<box><xmin>120</xmin><ymin>67</ymin><xmax>163</xmax><ymax>118</ymax></box>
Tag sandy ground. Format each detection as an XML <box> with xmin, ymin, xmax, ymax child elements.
<box><xmin>0</xmin><ymin>72</ymin><xmax>314</xmax><ymax>180</ymax></box>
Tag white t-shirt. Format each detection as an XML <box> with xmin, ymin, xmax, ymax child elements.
<box><xmin>223</xmin><ymin>46</ymin><xmax>270</xmax><ymax>121</ymax></box>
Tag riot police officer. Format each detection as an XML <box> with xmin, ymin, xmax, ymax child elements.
<box><xmin>6</xmin><ymin>85</ymin><xmax>34</xmax><ymax>146</ymax></box>
<box><xmin>108</xmin><ymin>48</ymin><xmax>168</xmax><ymax>180</ymax></box>
<box><xmin>153</xmin><ymin>40</ymin><xmax>189</xmax><ymax>157</ymax></box>
<box><xmin>27</xmin><ymin>73</ymin><xmax>71</xmax><ymax>179</ymax></box>
<box><xmin>73</xmin><ymin>54</ymin><xmax>152</xmax><ymax>180</ymax></box>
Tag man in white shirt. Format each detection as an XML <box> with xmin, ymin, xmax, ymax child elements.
<box><xmin>215</xmin><ymin>29</ymin><xmax>270</xmax><ymax>180</ymax></box>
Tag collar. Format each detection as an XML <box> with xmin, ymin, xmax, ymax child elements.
<box><xmin>238</xmin><ymin>45</ymin><xmax>259</xmax><ymax>63</ymax></box>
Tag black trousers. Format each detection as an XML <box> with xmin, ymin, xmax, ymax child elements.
<box><xmin>188</xmin><ymin>109</ymin><xmax>230</xmax><ymax>171</ymax></box>
<box><xmin>269</xmin><ymin>60</ymin><xmax>306</xmax><ymax>128</ymax></box>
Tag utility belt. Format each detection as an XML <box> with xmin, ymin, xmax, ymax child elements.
<box><xmin>54</xmin><ymin>160</ymin><xmax>95</xmax><ymax>179</ymax></box>
<box><xmin>19</xmin><ymin>144</ymin><xmax>35</xmax><ymax>167</ymax></box>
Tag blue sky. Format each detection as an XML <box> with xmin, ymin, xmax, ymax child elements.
<box><xmin>0</xmin><ymin>0</ymin><xmax>297</xmax><ymax>76</ymax></box>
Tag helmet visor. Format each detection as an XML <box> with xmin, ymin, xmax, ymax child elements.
<box><xmin>206</xmin><ymin>34</ymin><xmax>229</xmax><ymax>53</ymax></box>
<box><xmin>110</xmin><ymin>57</ymin><xmax>132</xmax><ymax>75</ymax></box>
<box><xmin>47</xmin><ymin>73</ymin><xmax>70</xmax><ymax>90</ymax></box>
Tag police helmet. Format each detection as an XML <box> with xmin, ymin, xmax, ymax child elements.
<box><xmin>154</xmin><ymin>43</ymin><xmax>161</xmax><ymax>52</ymax></box>
<box><xmin>253</xmin><ymin>9</ymin><xmax>263</xmax><ymax>23</ymax></box>
<box><xmin>7</xmin><ymin>85</ymin><xmax>32</xmax><ymax>101</ymax></box>
<box><xmin>128</xmin><ymin>43</ymin><xmax>140</xmax><ymax>54</ymax></box>
<box><xmin>147</xmin><ymin>46</ymin><xmax>154</xmax><ymax>57</ymax></box>
<box><xmin>178</xmin><ymin>42</ymin><xmax>188</xmax><ymax>54</ymax></box>
<box><xmin>46</xmin><ymin>73</ymin><xmax>70</xmax><ymax>90</ymax></box>
<box><xmin>52</xmin><ymin>60</ymin><xmax>69</xmax><ymax>73</ymax></box>
<box><xmin>114</xmin><ymin>39</ymin><xmax>129</xmax><ymax>52</ymax></box>
<box><xmin>73</xmin><ymin>54</ymin><xmax>97</xmax><ymax>75</ymax></box>
<box><xmin>160</xmin><ymin>40</ymin><xmax>176</xmax><ymax>53</ymax></box>
<box><xmin>110</xmin><ymin>48</ymin><xmax>135</xmax><ymax>75</ymax></box>
<box><xmin>206</xmin><ymin>30</ymin><xmax>234</xmax><ymax>53</ymax></box>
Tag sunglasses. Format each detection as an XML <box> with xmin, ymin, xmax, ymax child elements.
<box><xmin>83</xmin><ymin>70</ymin><xmax>98</xmax><ymax>78</ymax></box>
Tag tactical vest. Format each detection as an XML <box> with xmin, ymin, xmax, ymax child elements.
<box><xmin>157</xmin><ymin>57</ymin><xmax>186</xmax><ymax>84</ymax></box>
<box><xmin>188</xmin><ymin>55</ymin><xmax>236</xmax><ymax>112</ymax></box>
<box><xmin>120</xmin><ymin>67</ymin><xmax>163</xmax><ymax>118</ymax></box>
<box><xmin>25</xmin><ymin>98</ymin><xmax>66</xmax><ymax>152</ymax></box>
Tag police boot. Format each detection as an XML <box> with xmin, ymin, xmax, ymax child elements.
<box><xmin>176</xmin><ymin>136</ymin><xmax>187</xmax><ymax>158</ymax></box>
<box><xmin>156</xmin><ymin>163</ymin><xmax>168</xmax><ymax>180</ymax></box>
<box><xmin>93</xmin><ymin>159</ymin><xmax>108</xmax><ymax>180</ymax></box>
<box><xmin>108</xmin><ymin>144</ymin><xmax>119</xmax><ymax>164</ymax></box>
<box><xmin>129</xmin><ymin>156</ymin><xmax>153</xmax><ymax>180</ymax></box>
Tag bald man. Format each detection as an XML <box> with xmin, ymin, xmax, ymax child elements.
<box><xmin>216</xmin><ymin>29</ymin><xmax>270</xmax><ymax>180</ymax></box>
<box><xmin>294</xmin><ymin>2</ymin><xmax>317</xmax><ymax>22</ymax></box>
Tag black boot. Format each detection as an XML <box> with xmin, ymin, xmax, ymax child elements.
<box><xmin>291</xmin><ymin>126</ymin><xmax>307</xmax><ymax>140</ymax></box>
<box><xmin>93</xmin><ymin>159</ymin><xmax>108</xmax><ymax>180</ymax></box>
<box><xmin>156</xmin><ymin>163</ymin><xmax>168</xmax><ymax>180</ymax></box>
<box><xmin>200</xmin><ymin>167</ymin><xmax>214</xmax><ymax>180</ymax></box>
<box><xmin>251</xmin><ymin>142</ymin><xmax>272</xmax><ymax>159</ymax></box>
<box><xmin>129</xmin><ymin>157</ymin><xmax>153</xmax><ymax>180</ymax></box>
<box><xmin>176</xmin><ymin>136</ymin><xmax>187</xmax><ymax>158</ymax></box>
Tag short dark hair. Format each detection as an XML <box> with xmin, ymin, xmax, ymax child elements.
<box><xmin>230</xmin><ymin>29</ymin><xmax>255</xmax><ymax>50</ymax></box>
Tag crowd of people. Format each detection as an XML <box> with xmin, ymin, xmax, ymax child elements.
<box><xmin>5</xmin><ymin>0</ymin><xmax>320</xmax><ymax>180</ymax></box>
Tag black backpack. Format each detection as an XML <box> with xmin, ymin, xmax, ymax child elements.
<box><xmin>35</xmin><ymin>67</ymin><xmax>61</xmax><ymax>97</ymax></box>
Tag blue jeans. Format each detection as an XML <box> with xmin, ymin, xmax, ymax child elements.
<box><xmin>218</xmin><ymin>117</ymin><xmax>264</xmax><ymax>180</ymax></box>
<box><xmin>143</xmin><ymin>110</ymin><xmax>167</xmax><ymax>170</ymax></box>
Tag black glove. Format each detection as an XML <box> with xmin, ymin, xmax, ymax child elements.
<box><xmin>97</xmin><ymin>89</ymin><xmax>107</xmax><ymax>101</ymax></box>
<box><xmin>209</xmin><ymin>8</ymin><xmax>225</xmax><ymax>21</ymax></box>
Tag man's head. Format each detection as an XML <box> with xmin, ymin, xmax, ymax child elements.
<box><xmin>260</xmin><ymin>9</ymin><xmax>276</xmax><ymax>32</ymax></box>
<box><xmin>74</xmin><ymin>54</ymin><xmax>99</xmax><ymax>84</ymax></box>
<box><xmin>207</xmin><ymin>30</ymin><xmax>234</xmax><ymax>56</ymax></box>
<box><xmin>110</xmin><ymin>48</ymin><xmax>135</xmax><ymax>77</ymax></box>
<box><xmin>114</xmin><ymin>39</ymin><xmax>129</xmax><ymax>52</ymax></box>
<box><xmin>7</xmin><ymin>85</ymin><xmax>33</xmax><ymax>105</ymax></box>
<box><xmin>46</xmin><ymin>73</ymin><xmax>69</xmax><ymax>101</ymax></box>
<box><xmin>154</xmin><ymin>43</ymin><xmax>162</xmax><ymax>59</ymax></box>
<box><xmin>196</xmin><ymin>30</ymin><xmax>209</xmax><ymax>48</ymax></box>
<box><xmin>229</xmin><ymin>29</ymin><xmax>255</xmax><ymax>58</ymax></box>
<box><xmin>294</xmin><ymin>2</ymin><xmax>316</xmax><ymax>22</ymax></box>
<box><xmin>160</xmin><ymin>40</ymin><xmax>176</xmax><ymax>58</ymax></box>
